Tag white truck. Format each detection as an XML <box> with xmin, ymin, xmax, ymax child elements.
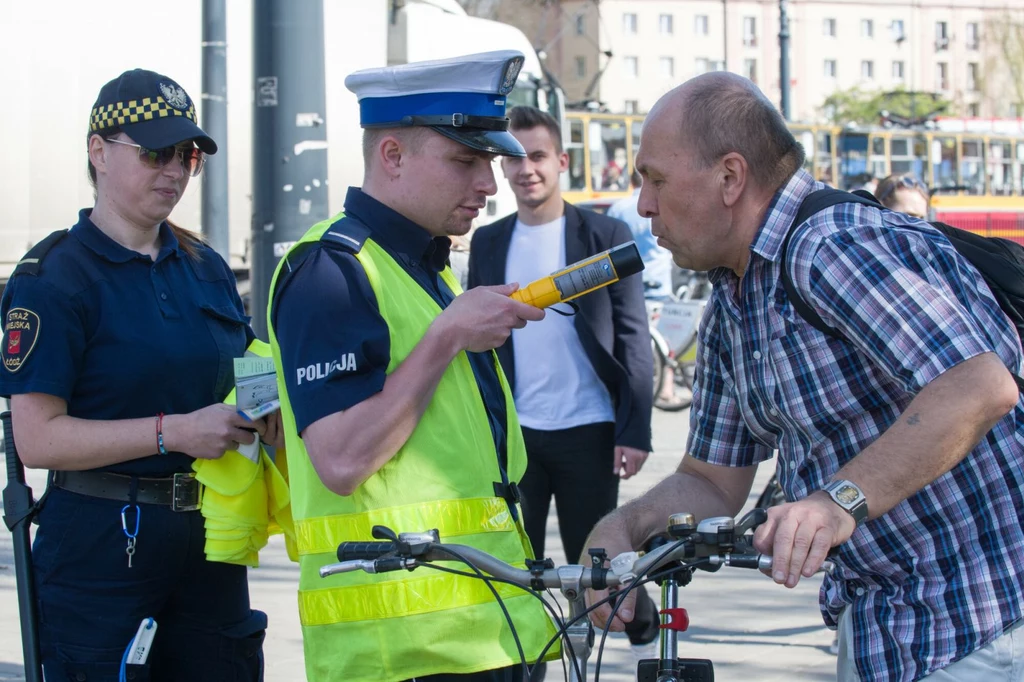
<box><xmin>0</xmin><ymin>0</ymin><xmax>564</xmax><ymax>286</ymax></box>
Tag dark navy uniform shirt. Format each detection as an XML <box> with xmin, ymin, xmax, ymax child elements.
<box><xmin>272</xmin><ymin>188</ymin><xmax>511</xmax><ymax>482</ymax></box>
<box><xmin>0</xmin><ymin>210</ymin><xmax>253</xmax><ymax>476</ymax></box>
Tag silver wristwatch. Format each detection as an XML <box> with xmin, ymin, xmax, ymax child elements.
<box><xmin>823</xmin><ymin>479</ymin><xmax>869</xmax><ymax>525</ymax></box>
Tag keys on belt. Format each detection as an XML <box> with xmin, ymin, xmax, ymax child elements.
<box><xmin>52</xmin><ymin>470</ymin><xmax>202</xmax><ymax>512</ymax></box>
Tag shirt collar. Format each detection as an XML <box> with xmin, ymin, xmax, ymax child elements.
<box><xmin>72</xmin><ymin>209</ymin><xmax>182</xmax><ymax>264</ymax></box>
<box><xmin>748</xmin><ymin>169</ymin><xmax>822</xmax><ymax>263</ymax></box>
<box><xmin>342</xmin><ymin>187</ymin><xmax>452</xmax><ymax>273</ymax></box>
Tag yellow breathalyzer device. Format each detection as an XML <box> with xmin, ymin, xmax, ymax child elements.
<box><xmin>511</xmin><ymin>241</ymin><xmax>645</xmax><ymax>309</ymax></box>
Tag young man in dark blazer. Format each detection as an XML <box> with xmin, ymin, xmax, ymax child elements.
<box><xmin>468</xmin><ymin>106</ymin><xmax>659</xmax><ymax>653</ymax></box>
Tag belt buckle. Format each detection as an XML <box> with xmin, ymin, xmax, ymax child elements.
<box><xmin>172</xmin><ymin>473</ymin><xmax>202</xmax><ymax>512</ymax></box>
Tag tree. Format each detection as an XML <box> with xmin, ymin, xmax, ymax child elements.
<box><xmin>819</xmin><ymin>86</ymin><xmax>951</xmax><ymax>127</ymax></box>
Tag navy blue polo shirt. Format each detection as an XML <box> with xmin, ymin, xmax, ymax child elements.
<box><xmin>0</xmin><ymin>210</ymin><xmax>253</xmax><ymax>476</ymax></box>
<box><xmin>272</xmin><ymin>188</ymin><xmax>512</xmax><ymax>487</ymax></box>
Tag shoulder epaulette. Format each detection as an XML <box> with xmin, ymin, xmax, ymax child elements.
<box><xmin>12</xmin><ymin>229</ymin><xmax>69</xmax><ymax>277</ymax></box>
<box><xmin>320</xmin><ymin>217</ymin><xmax>371</xmax><ymax>254</ymax></box>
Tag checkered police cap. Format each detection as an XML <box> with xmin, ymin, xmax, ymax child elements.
<box><xmin>89</xmin><ymin>69</ymin><xmax>217</xmax><ymax>154</ymax></box>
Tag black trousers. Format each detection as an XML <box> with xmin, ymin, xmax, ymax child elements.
<box><xmin>520</xmin><ymin>422</ymin><xmax>659</xmax><ymax>645</ymax></box>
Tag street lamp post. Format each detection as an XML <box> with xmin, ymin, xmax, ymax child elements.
<box><xmin>779</xmin><ymin>0</ymin><xmax>791</xmax><ymax>120</ymax></box>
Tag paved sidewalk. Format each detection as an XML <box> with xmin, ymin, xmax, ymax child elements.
<box><xmin>0</xmin><ymin>408</ymin><xmax>838</xmax><ymax>681</ymax></box>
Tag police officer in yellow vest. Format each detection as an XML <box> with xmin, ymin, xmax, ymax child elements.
<box><xmin>267</xmin><ymin>51</ymin><xmax>560</xmax><ymax>682</ymax></box>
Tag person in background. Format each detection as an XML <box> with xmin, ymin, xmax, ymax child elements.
<box><xmin>876</xmin><ymin>173</ymin><xmax>931</xmax><ymax>219</ymax></box>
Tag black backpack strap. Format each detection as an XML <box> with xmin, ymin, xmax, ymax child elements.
<box><xmin>781</xmin><ymin>189</ymin><xmax>883</xmax><ymax>339</ymax></box>
<box><xmin>11</xmin><ymin>229</ymin><xmax>69</xmax><ymax>278</ymax></box>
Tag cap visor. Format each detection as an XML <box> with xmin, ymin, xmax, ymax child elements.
<box><xmin>122</xmin><ymin>117</ymin><xmax>218</xmax><ymax>154</ymax></box>
<box><xmin>431</xmin><ymin>127</ymin><xmax>525</xmax><ymax>158</ymax></box>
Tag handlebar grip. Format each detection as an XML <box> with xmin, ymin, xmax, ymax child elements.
<box><xmin>336</xmin><ymin>541</ymin><xmax>396</xmax><ymax>562</ymax></box>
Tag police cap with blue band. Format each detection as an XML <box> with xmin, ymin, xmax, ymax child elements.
<box><xmin>345</xmin><ymin>50</ymin><xmax>527</xmax><ymax>158</ymax></box>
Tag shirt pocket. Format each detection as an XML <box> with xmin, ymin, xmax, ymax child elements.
<box><xmin>200</xmin><ymin>303</ymin><xmax>251</xmax><ymax>401</ymax></box>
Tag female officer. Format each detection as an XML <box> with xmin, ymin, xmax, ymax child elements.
<box><xmin>0</xmin><ymin>69</ymin><xmax>277</xmax><ymax>681</ymax></box>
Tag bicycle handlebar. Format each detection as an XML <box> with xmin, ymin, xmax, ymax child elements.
<box><xmin>320</xmin><ymin>509</ymin><xmax>833</xmax><ymax>587</ymax></box>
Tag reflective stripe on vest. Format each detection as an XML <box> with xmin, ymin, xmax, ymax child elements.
<box><xmin>294</xmin><ymin>496</ymin><xmax>515</xmax><ymax>556</ymax></box>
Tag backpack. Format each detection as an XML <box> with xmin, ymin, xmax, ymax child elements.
<box><xmin>780</xmin><ymin>188</ymin><xmax>1024</xmax><ymax>392</ymax></box>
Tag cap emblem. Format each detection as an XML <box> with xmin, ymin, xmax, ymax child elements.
<box><xmin>159</xmin><ymin>82</ymin><xmax>190</xmax><ymax>110</ymax></box>
<box><xmin>498</xmin><ymin>57</ymin><xmax>524</xmax><ymax>96</ymax></box>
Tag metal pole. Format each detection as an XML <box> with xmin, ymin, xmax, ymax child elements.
<box><xmin>779</xmin><ymin>0</ymin><xmax>791</xmax><ymax>120</ymax></box>
<box><xmin>201</xmin><ymin>0</ymin><xmax>230</xmax><ymax>261</ymax></box>
<box><xmin>251</xmin><ymin>0</ymin><xmax>330</xmax><ymax>339</ymax></box>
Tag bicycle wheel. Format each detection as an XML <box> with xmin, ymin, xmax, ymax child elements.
<box><xmin>651</xmin><ymin>335</ymin><xmax>666</xmax><ymax>400</ymax></box>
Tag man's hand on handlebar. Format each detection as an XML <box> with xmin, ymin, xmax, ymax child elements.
<box><xmin>752</xmin><ymin>492</ymin><xmax>854</xmax><ymax>588</ymax></box>
<box><xmin>581</xmin><ymin>515</ymin><xmax>639</xmax><ymax>633</ymax></box>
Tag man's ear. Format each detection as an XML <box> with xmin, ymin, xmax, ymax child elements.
<box><xmin>720</xmin><ymin>153</ymin><xmax>748</xmax><ymax>208</ymax></box>
<box><xmin>378</xmin><ymin>135</ymin><xmax>405</xmax><ymax>179</ymax></box>
<box><xmin>558</xmin><ymin>151</ymin><xmax>569</xmax><ymax>173</ymax></box>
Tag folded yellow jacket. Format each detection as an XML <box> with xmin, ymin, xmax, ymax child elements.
<box><xmin>191</xmin><ymin>339</ymin><xmax>296</xmax><ymax>567</ymax></box>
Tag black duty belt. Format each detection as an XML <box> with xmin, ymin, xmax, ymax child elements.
<box><xmin>52</xmin><ymin>470</ymin><xmax>202</xmax><ymax>512</ymax></box>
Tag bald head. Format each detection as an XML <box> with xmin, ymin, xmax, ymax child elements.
<box><xmin>649</xmin><ymin>72</ymin><xmax>804</xmax><ymax>189</ymax></box>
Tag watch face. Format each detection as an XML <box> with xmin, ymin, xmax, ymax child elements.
<box><xmin>835</xmin><ymin>485</ymin><xmax>861</xmax><ymax>505</ymax></box>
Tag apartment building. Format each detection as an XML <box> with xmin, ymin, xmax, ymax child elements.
<box><xmin>505</xmin><ymin>0</ymin><xmax>1024</xmax><ymax>122</ymax></box>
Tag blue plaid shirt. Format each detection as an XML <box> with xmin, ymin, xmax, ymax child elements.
<box><xmin>687</xmin><ymin>169</ymin><xmax>1024</xmax><ymax>681</ymax></box>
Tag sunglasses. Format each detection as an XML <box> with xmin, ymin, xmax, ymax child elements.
<box><xmin>877</xmin><ymin>175</ymin><xmax>928</xmax><ymax>203</ymax></box>
<box><xmin>105</xmin><ymin>137</ymin><xmax>205</xmax><ymax>177</ymax></box>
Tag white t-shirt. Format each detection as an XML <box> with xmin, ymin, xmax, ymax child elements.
<box><xmin>506</xmin><ymin>216</ymin><xmax>615</xmax><ymax>430</ymax></box>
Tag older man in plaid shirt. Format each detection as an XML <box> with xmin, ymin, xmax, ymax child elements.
<box><xmin>583</xmin><ymin>71</ymin><xmax>1024</xmax><ymax>682</ymax></box>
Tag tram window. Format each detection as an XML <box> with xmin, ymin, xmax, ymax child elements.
<box><xmin>869</xmin><ymin>137</ymin><xmax>887</xmax><ymax>179</ymax></box>
<box><xmin>590</xmin><ymin>119</ymin><xmax>630</xmax><ymax>191</ymax></box>
<box><xmin>565</xmin><ymin>118</ymin><xmax>586</xmax><ymax>191</ymax></box>
<box><xmin>839</xmin><ymin>133</ymin><xmax>869</xmax><ymax>190</ymax></box>
<box><xmin>631</xmin><ymin>119</ymin><xmax>642</xmax><ymax>162</ymax></box>
<box><xmin>815</xmin><ymin>131</ymin><xmax>834</xmax><ymax>183</ymax></box>
<box><xmin>961</xmin><ymin>138</ymin><xmax>984</xmax><ymax>195</ymax></box>
<box><xmin>988</xmin><ymin>140</ymin><xmax>1014</xmax><ymax>195</ymax></box>
<box><xmin>798</xmin><ymin>130</ymin><xmax>815</xmax><ymax>172</ymax></box>
<box><xmin>890</xmin><ymin>136</ymin><xmax>927</xmax><ymax>181</ymax></box>
<box><xmin>931</xmin><ymin>137</ymin><xmax>958</xmax><ymax>192</ymax></box>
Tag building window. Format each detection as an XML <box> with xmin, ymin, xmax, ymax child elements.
<box><xmin>967</xmin><ymin>63</ymin><xmax>979</xmax><ymax>91</ymax></box>
<box><xmin>936</xmin><ymin>62</ymin><xmax>949</xmax><ymax>90</ymax></box>
<box><xmin>893</xmin><ymin>60</ymin><xmax>905</xmax><ymax>80</ymax></box>
<box><xmin>824</xmin><ymin>59</ymin><xmax>837</xmax><ymax>78</ymax></box>
<box><xmin>711</xmin><ymin>59</ymin><xmax>726</xmax><ymax>71</ymax></box>
<box><xmin>623</xmin><ymin>13</ymin><xmax>638</xmax><ymax>35</ymax></box>
<box><xmin>695</xmin><ymin>15</ymin><xmax>709</xmax><ymax>36</ymax></box>
<box><xmin>695</xmin><ymin>57</ymin><xmax>710</xmax><ymax>75</ymax></box>
<box><xmin>935</xmin><ymin>21</ymin><xmax>949</xmax><ymax>50</ymax></box>
<box><xmin>966</xmin><ymin>22</ymin><xmax>979</xmax><ymax>50</ymax></box>
<box><xmin>862</xmin><ymin>60</ymin><xmax>874</xmax><ymax>80</ymax></box>
<box><xmin>891</xmin><ymin>19</ymin><xmax>906</xmax><ymax>42</ymax></box>
<box><xmin>624</xmin><ymin>56</ymin><xmax>639</xmax><ymax>78</ymax></box>
<box><xmin>823</xmin><ymin>18</ymin><xmax>837</xmax><ymax>37</ymax></box>
<box><xmin>967</xmin><ymin>103</ymin><xmax>980</xmax><ymax>117</ymax></box>
<box><xmin>660</xmin><ymin>14</ymin><xmax>674</xmax><ymax>35</ymax></box>
<box><xmin>1010</xmin><ymin>103</ymin><xmax>1020</xmax><ymax>118</ymax></box>
<box><xmin>575</xmin><ymin>56</ymin><xmax>586</xmax><ymax>78</ymax></box>
<box><xmin>659</xmin><ymin>56</ymin><xmax>675</xmax><ymax>78</ymax></box>
<box><xmin>624</xmin><ymin>100</ymin><xmax>639</xmax><ymax>114</ymax></box>
<box><xmin>743</xmin><ymin>17</ymin><xmax>757</xmax><ymax>46</ymax></box>
<box><xmin>861</xmin><ymin>19</ymin><xmax>874</xmax><ymax>38</ymax></box>
<box><xmin>575</xmin><ymin>14</ymin><xmax>585</xmax><ymax>36</ymax></box>
<box><xmin>743</xmin><ymin>58</ymin><xmax>757</xmax><ymax>84</ymax></box>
